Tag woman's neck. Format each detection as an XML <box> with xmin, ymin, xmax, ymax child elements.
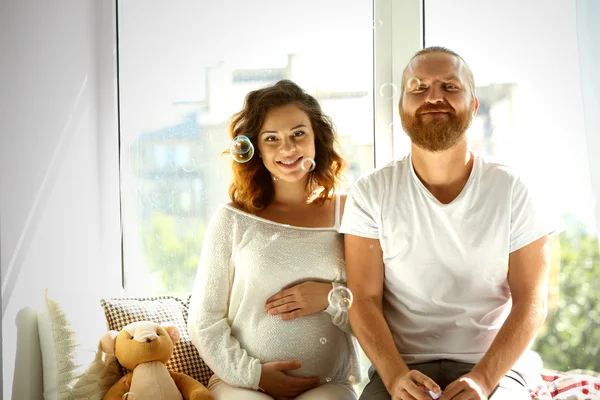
<box><xmin>271</xmin><ymin>179</ymin><xmax>312</xmax><ymax>206</ymax></box>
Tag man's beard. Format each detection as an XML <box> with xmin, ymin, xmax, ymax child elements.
<box><xmin>400</xmin><ymin>101</ymin><xmax>474</xmax><ymax>152</ymax></box>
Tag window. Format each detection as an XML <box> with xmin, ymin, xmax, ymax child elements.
<box><xmin>118</xmin><ymin>0</ymin><xmax>375</xmax><ymax>295</ymax></box>
<box><xmin>118</xmin><ymin>0</ymin><xmax>599</xmax><ymax>383</ymax></box>
<box><xmin>424</xmin><ymin>0</ymin><xmax>600</xmax><ymax>371</ymax></box>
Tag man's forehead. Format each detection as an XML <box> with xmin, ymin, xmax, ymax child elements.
<box><xmin>407</xmin><ymin>53</ymin><xmax>464</xmax><ymax>79</ymax></box>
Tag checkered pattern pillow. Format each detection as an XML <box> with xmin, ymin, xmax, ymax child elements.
<box><xmin>100</xmin><ymin>296</ymin><xmax>213</xmax><ymax>386</ymax></box>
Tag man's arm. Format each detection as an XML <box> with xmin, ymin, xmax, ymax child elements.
<box><xmin>345</xmin><ymin>234</ymin><xmax>439</xmax><ymax>398</ymax></box>
<box><xmin>451</xmin><ymin>235</ymin><xmax>550</xmax><ymax>397</ymax></box>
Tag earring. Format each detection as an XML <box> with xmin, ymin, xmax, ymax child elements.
<box><xmin>272</xmin><ymin>175</ymin><xmax>279</xmax><ymax>181</ymax></box>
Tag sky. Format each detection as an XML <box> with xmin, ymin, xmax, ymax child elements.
<box><xmin>118</xmin><ymin>0</ymin><xmax>596</xmax><ymax>231</ymax></box>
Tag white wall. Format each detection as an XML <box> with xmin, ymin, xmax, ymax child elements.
<box><xmin>0</xmin><ymin>1</ymin><xmax>122</xmax><ymax>398</ymax></box>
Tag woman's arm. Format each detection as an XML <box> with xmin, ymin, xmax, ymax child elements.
<box><xmin>187</xmin><ymin>207</ymin><xmax>262</xmax><ymax>390</ymax></box>
<box><xmin>264</xmin><ymin>281</ymin><xmax>354</xmax><ymax>334</ymax></box>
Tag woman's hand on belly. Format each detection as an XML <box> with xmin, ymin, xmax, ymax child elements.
<box><xmin>259</xmin><ymin>361</ymin><xmax>320</xmax><ymax>398</ymax></box>
<box><xmin>265</xmin><ymin>281</ymin><xmax>331</xmax><ymax>320</ymax></box>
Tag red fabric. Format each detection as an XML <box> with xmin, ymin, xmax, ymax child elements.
<box><xmin>529</xmin><ymin>371</ymin><xmax>600</xmax><ymax>399</ymax></box>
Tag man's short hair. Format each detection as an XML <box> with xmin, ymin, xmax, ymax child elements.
<box><xmin>400</xmin><ymin>46</ymin><xmax>476</xmax><ymax>102</ymax></box>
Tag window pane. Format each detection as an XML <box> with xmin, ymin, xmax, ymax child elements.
<box><xmin>425</xmin><ymin>0</ymin><xmax>600</xmax><ymax>371</ymax></box>
<box><xmin>118</xmin><ymin>1</ymin><xmax>374</xmax><ymax>295</ymax></box>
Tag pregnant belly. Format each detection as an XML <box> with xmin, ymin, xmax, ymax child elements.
<box><xmin>232</xmin><ymin>313</ymin><xmax>350</xmax><ymax>383</ymax></box>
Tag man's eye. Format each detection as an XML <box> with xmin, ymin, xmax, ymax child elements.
<box><xmin>446</xmin><ymin>84</ymin><xmax>459</xmax><ymax>89</ymax></box>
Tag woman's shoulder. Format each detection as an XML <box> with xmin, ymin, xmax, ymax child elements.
<box><xmin>226</xmin><ymin>201</ymin><xmax>240</xmax><ymax>209</ymax></box>
<box><xmin>209</xmin><ymin>202</ymin><xmax>242</xmax><ymax>223</ymax></box>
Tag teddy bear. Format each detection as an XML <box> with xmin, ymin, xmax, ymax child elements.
<box><xmin>100</xmin><ymin>320</ymin><xmax>213</xmax><ymax>400</ymax></box>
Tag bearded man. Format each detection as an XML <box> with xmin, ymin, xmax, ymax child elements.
<box><xmin>341</xmin><ymin>47</ymin><xmax>554</xmax><ymax>400</ymax></box>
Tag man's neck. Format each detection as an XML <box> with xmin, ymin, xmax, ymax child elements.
<box><xmin>410</xmin><ymin>139</ymin><xmax>474</xmax><ymax>204</ymax></box>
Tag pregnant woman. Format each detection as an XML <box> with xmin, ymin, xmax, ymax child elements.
<box><xmin>188</xmin><ymin>80</ymin><xmax>361</xmax><ymax>400</ymax></box>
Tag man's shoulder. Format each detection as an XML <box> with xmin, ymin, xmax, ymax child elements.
<box><xmin>357</xmin><ymin>154</ymin><xmax>411</xmax><ymax>185</ymax></box>
<box><xmin>475</xmin><ymin>153</ymin><xmax>522</xmax><ymax>183</ymax></box>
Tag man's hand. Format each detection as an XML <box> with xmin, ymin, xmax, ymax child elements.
<box><xmin>389</xmin><ymin>370</ymin><xmax>441</xmax><ymax>400</ymax></box>
<box><xmin>440</xmin><ymin>373</ymin><xmax>490</xmax><ymax>400</ymax></box>
<box><xmin>264</xmin><ymin>281</ymin><xmax>331</xmax><ymax>320</ymax></box>
<box><xmin>258</xmin><ymin>361</ymin><xmax>320</xmax><ymax>398</ymax></box>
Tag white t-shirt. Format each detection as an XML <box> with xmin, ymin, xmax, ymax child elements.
<box><xmin>340</xmin><ymin>152</ymin><xmax>553</xmax><ymax>366</ymax></box>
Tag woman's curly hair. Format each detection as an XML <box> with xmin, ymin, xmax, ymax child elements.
<box><xmin>227</xmin><ymin>79</ymin><xmax>346</xmax><ymax>213</ymax></box>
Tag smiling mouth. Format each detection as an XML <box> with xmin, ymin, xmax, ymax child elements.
<box><xmin>277</xmin><ymin>156</ymin><xmax>303</xmax><ymax>168</ymax></box>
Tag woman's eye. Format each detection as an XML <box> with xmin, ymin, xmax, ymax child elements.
<box><xmin>293</xmin><ymin>131</ymin><xmax>305</xmax><ymax>137</ymax></box>
<box><xmin>265</xmin><ymin>136</ymin><xmax>277</xmax><ymax>142</ymax></box>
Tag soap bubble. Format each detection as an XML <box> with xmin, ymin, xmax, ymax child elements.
<box><xmin>379</xmin><ymin>82</ymin><xmax>398</xmax><ymax>99</ymax></box>
<box><xmin>301</xmin><ymin>158</ymin><xmax>316</xmax><ymax>172</ymax></box>
<box><xmin>328</xmin><ymin>286</ymin><xmax>353</xmax><ymax>311</ymax></box>
<box><xmin>182</xmin><ymin>158</ymin><xmax>197</xmax><ymax>172</ymax></box>
<box><xmin>484</xmin><ymin>262</ymin><xmax>508</xmax><ymax>284</ymax></box>
<box><xmin>326</xmin><ymin>377</ymin><xmax>332</xmax><ymax>383</ymax></box>
<box><xmin>122</xmin><ymin>392</ymin><xmax>136</xmax><ymax>400</ymax></box>
<box><xmin>320</xmin><ymin>337</ymin><xmax>327</xmax><ymax>345</ymax></box>
<box><xmin>406</xmin><ymin>77</ymin><xmax>422</xmax><ymax>91</ymax></box>
<box><xmin>230</xmin><ymin>135</ymin><xmax>254</xmax><ymax>163</ymax></box>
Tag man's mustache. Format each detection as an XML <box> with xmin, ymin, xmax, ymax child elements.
<box><xmin>417</xmin><ymin>102</ymin><xmax>455</xmax><ymax>115</ymax></box>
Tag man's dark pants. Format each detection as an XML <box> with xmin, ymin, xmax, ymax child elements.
<box><xmin>360</xmin><ymin>360</ymin><xmax>529</xmax><ymax>399</ymax></box>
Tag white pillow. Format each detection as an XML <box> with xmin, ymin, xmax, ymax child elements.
<box><xmin>37</xmin><ymin>289</ymin><xmax>122</xmax><ymax>400</ymax></box>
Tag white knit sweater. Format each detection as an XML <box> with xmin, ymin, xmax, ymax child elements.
<box><xmin>188</xmin><ymin>203</ymin><xmax>361</xmax><ymax>390</ymax></box>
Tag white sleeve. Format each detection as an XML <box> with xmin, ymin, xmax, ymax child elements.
<box><xmin>339</xmin><ymin>177</ymin><xmax>380</xmax><ymax>239</ymax></box>
<box><xmin>510</xmin><ymin>177</ymin><xmax>556</xmax><ymax>253</ymax></box>
<box><xmin>187</xmin><ymin>207</ymin><xmax>262</xmax><ymax>389</ymax></box>
<box><xmin>324</xmin><ymin>282</ymin><xmax>353</xmax><ymax>334</ymax></box>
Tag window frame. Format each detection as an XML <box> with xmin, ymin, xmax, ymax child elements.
<box><xmin>105</xmin><ymin>0</ymin><xmax>425</xmax><ymax>290</ymax></box>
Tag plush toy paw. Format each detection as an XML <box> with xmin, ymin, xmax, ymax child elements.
<box><xmin>103</xmin><ymin>374</ymin><xmax>132</xmax><ymax>400</ymax></box>
<box><xmin>189</xmin><ymin>386</ymin><xmax>213</xmax><ymax>400</ymax></box>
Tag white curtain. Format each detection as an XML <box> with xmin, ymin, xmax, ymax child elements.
<box><xmin>576</xmin><ymin>0</ymin><xmax>600</xmax><ymax>237</ymax></box>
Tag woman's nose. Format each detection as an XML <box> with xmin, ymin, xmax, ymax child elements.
<box><xmin>280</xmin><ymin>139</ymin><xmax>296</xmax><ymax>153</ymax></box>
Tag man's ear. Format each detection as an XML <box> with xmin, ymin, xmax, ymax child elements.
<box><xmin>472</xmin><ymin>95</ymin><xmax>480</xmax><ymax>116</ymax></box>
<box><xmin>161</xmin><ymin>323</ymin><xmax>181</xmax><ymax>345</ymax></box>
<box><xmin>99</xmin><ymin>330</ymin><xmax>119</xmax><ymax>355</ymax></box>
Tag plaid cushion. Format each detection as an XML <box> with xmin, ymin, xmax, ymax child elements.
<box><xmin>100</xmin><ymin>296</ymin><xmax>213</xmax><ymax>386</ymax></box>
<box><xmin>529</xmin><ymin>370</ymin><xmax>600</xmax><ymax>399</ymax></box>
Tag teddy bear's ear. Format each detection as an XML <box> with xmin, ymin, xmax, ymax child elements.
<box><xmin>161</xmin><ymin>323</ymin><xmax>181</xmax><ymax>345</ymax></box>
<box><xmin>99</xmin><ymin>330</ymin><xmax>119</xmax><ymax>355</ymax></box>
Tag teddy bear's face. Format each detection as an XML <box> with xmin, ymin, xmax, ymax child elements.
<box><xmin>114</xmin><ymin>323</ymin><xmax>175</xmax><ymax>370</ymax></box>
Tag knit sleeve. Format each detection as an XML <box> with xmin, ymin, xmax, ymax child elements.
<box><xmin>323</xmin><ymin>282</ymin><xmax>353</xmax><ymax>334</ymax></box>
<box><xmin>187</xmin><ymin>206</ymin><xmax>262</xmax><ymax>389</ymax></box>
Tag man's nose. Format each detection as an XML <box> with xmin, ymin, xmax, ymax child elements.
<box><xmin>425</xmin><ymin>84</ymin><xmax>444</xmax><ymax>104</ymax></box>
